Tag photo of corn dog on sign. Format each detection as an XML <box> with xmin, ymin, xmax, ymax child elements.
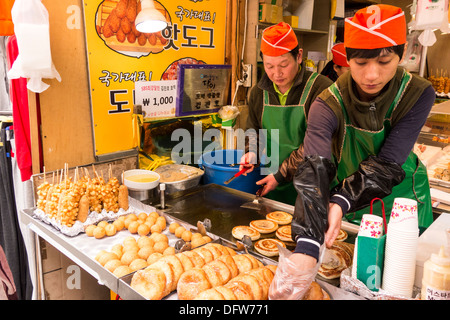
<box><xmin>96</xmin><ymin>0</ymin><xmax>170</xmax><ymax>55</ymax></box>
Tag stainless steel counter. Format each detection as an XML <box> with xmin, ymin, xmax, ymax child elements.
<box><xmin>20</xmin><ymin>184</ymin><xmax>363</xmax><ymax>300</ymax></box>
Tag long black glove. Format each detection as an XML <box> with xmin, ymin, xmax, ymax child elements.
<box><xmin>291</xmin><ymin>155</ymin><xmax>336</xmax><ymax>249</ymax></box>
<box><xmin>331</xmin><ymin>155</ymin><xmax>406</xmax><ymax>213</ymax></box>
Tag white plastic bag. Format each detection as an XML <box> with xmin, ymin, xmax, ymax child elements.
<box><xmin>7</xmin><ymin>0</ymin><xmax>61</xmax><ymax>93</ymax></box>
<box><xmin>269</xmin><ymin>244</ymin><xmax>324</xmax><ymax>300</ymax></box>
<box><xmin>414</xmin><ymin>0</ymin><xmax>449</xmax><ymax>46</ymax></box>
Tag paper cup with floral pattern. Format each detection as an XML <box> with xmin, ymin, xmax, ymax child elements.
<box><xmin>389</xmin><ymin>197</ymin><xmax>418</xmax><ymax>229</ymax></box>
<box><xmin>358</xmin><ymin>214</ymin><xmax>384</xmax><ymax>239</ymax></box>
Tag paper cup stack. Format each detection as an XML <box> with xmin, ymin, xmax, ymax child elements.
<box><xmin>381</xmin><ymin>198</ymin><xmax>419</xmax><ymax>298</ymax></box>
<box><xmin>352</xmin><ymin>214</ymin><xmax>384</xmax><ymax>278</ymax></box>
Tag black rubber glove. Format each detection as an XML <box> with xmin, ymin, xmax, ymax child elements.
<box><xmin>291</xmin><ymin>155</ymin><xmax>336</xmax><ymax>259</ymax></box>
<box><xmin>331</xmin><ymin>155</ymin><xmax>406</xmax><ymax>213</ymax></box>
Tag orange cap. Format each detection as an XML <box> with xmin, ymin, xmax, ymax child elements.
<box><xmin>344</xmin><ymin>5</ymin><xmax>406</xmax><ymax>49</ymax></box>
<box><xmin>331</xmin><ymin>43</ymin><xmax>349</xmax><ymax>67</ymax></box>
<box><xmin>261</xmin><ymin>22</ymin><xmax>298</xmax><ymax>56</ymax></box>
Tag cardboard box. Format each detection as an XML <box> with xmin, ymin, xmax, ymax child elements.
<box><xmin>283</xmin><ymin>15</ymin><xmax>299</xmax><ymax>28</ymax></box>
<box><xmin>259</xmin><ymin>4</ymin><xmax>278</xmax><ymax>23</ymax></box>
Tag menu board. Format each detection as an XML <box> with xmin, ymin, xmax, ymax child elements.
<box><xmin>83</xmin><ymin>0</ymin><xmax>227</xmax><ymax>157</ymax></box>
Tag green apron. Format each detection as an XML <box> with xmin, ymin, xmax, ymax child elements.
<box><xmin>329</xmin><ymin>73</ymin><xmax>433</xmax><ymax>228</ymax></box>
<box><xmin>261</xmin><ymin>73</ymin><xmax>319</xmax><ymax>205</ymax></box>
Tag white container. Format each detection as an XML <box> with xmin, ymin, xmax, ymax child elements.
<box><xmin>122</xmin><ymin>169</ymin><xmax>160</xmax><ymax>191</ymax></box>
<box><xmin>292</xmin><ymin>0</ymin><xmax>314</xmax><ymax>30</ymax></box>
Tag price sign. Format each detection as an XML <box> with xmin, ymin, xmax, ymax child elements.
<box><xmin>135</xmin><ymin>80</ymin><xmax>177</xmax><ymax>119</ymax></box>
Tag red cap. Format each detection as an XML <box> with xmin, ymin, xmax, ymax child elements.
<box><xmin>345</xmin><ymin>5</ymin><xmax>406</xmax><ymax>49</ymax></box>
<box><xmin>331</xmin><ymin>43</ymin><xmax>349</xmax><ymax>67</ymax></box>
<box><xmin>261</xmin><ymin>22</ymin><xmax>298</xmax><ymax>56</ymax></box>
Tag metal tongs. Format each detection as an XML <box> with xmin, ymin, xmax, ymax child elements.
<box><xmin>175</xmin><ymin>219</ymin><xmax>212</xmax><ymax>253</ymax></box>
<box><xmin>235</xmin><ymin>235</ymin><xmax>252</xmax><ymax>254</ymax></box>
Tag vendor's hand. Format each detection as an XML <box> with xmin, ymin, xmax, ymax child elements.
<box><xmin>325</xmin><ymin>203</ymin><xmax>343</xmax><ymax>248</ymax></box>
<box><xmin>256</xmin><ymin>174</ymin><xmax>278</xmax><ymax>196</ymax></box>
<box><xmin>239</xmin><ymin>152</ymin><xmax>257</xmax><ymax>175</ymax></box>
<box><xmin>269</xmin><ymin>252</ymin><xmax>318</xmax><ymax>300</ymax></box>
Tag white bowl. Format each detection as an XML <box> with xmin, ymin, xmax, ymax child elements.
<box><xmin>122</xmin><ymin>169</ymin><xmax>160</xmax><ymax>191</ymax></box>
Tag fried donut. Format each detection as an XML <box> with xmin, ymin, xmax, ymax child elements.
<box><xmin>177</xmin><ymin>268</ymin><xmax>212</xmax><ymax>300</ymax></box>
<box><xmin>232</xmin><ymin>254</ymin><xmax>253</xmax><ymax>274</ymax></box>
<box><xmin>146</xmin><ymin>260</ymin><xmax>174</xmax><ymax>297</ymax></box>
<box><xmin>194</xmin><ymin>288</ymin><xmax>225</xmax><ymax>300</ymax></box>
<box><xmin>216</xmin><ymin>255</ymin><xmax>239</xmax><ymax>278</ymax></box>
<box><xmin>182</xmin><ymin>250</ymin><xmax>205</xmax><ymax>268</ymax></box>
<box><xmin>233</xmin><ymin>274</ymin><xmax>263</xmax><ymax>300</ymax></box>
<box><xmin>176</xmin><ymin>252</ymin><xmax>194</xmax><ymax>272</ymax></box>
<box><xmin>203</xmin><ymin>243</ymin><xmax>223</xmax><ymax>260</ymax></box>
<box><xmin>194</xmin><ymin>247</ymin><xmax>213</xmax><ymax>263</ymax></box>
<box><xmin>131</xmin><ymin>269</ymin><xmax>166</xmax><ymax>300</ymax></box>
<box><xmin>225</xmin><ymin>280</ymin><xmax>254</xmax><ymax>300</ymax></box>
<box><xmin>214</xmin><ymin>286</ymin><xmax>237</xmax><ymax>300</ymax></box>
<box><xmin>158</xmin><ymin>255</ymin><xmax>184</xmax><ymax>291</ymax></box>
<box><xmin>203</xmin><ymin>259</ymin><xmax>231</xmax><ymax>287</ymax></box>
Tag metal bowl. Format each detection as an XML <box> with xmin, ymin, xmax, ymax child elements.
<box><xmin>155</xmin><ymin>164</ymin><xmax>204</xmax><ymax>194</ymax></box>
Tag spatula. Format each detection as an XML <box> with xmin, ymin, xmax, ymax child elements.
<box><xmin>240</xmin><ymin>185</ymin><xmax>264</xmax><ymax>210</ymax></box>
<box><xmin>224</xmin><ymin>167</ymin><xmax>247</xmax><ymax>185</ymax></box>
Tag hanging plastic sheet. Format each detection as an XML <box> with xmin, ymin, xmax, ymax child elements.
<box><xmin>414</xmin><ymin>0</ymin><xmax>449</xmax><ymax>46</ymax></box>
<box><xmin>7</xmin><ymin>0</ymin><xmax>61</xmax><ymax>93</ymax></box>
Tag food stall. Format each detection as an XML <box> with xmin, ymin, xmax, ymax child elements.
<box><xmin>1</xmin><ymin>0</ymin><xmax>450</xmax><ymax>302</ymax></box>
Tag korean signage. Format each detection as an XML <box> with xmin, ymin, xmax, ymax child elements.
<box><xmin>83</xmin><ymin>0</ymin><xmax>227</xmax><ymax>157</ymax></box>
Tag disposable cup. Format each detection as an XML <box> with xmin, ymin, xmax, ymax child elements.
<box><xmin>358</xmin><ymin>214</ymin><xmax>384</xmax><ymax>238</ymax></box>
<box><xmin>389</xmin><ymin>198</ymin><xmax>418</xmax><ymax>228</ymax></box>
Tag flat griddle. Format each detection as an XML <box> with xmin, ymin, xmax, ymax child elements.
<box><xmin>160</xmin><ymin>183</ymin><xmax>295</xmax><ymax>245</ymax></box>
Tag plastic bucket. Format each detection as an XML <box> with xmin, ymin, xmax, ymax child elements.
<box><xmin>198</xmin><ymin>149</ymin><xmax>262</xmax><ymax>194</ymax></box>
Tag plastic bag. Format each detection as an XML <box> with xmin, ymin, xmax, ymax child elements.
<box><xmin>7</xmin><ymin>0</ymin><xmax>61</xmax><ymax>93</ymax></box>
<box><xmin>269</xmin><ymin>244</ymin><xmax>323</xmax><ymax>300</ymax></box>
<box><xmin>218</xmin><ymin>105</ymin><xmax>239</xmax><ymax>121</ymax></box>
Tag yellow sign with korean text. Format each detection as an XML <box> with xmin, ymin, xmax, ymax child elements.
<box><xmin>83</xmin><ymin>0</ymin><xmax>227</xmax><ymax>157</ymax></box>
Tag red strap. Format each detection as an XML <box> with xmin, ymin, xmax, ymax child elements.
<box><xmin>370</xmin><ymin>198</ymin><xmax>387</xmax><ymax>234</ymax></box>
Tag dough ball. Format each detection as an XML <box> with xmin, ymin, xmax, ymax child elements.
<box><xmin>123</xmin><ymin>236</ymin><xmax>137</xmax><ymax>246</ymax></box>
<box><xmin>129</xmin><ymin>258</ymin><xmax>148</xmax><ymax>271</ymax></box>
<box><xmin>138</xmin><ymin>246</ymin><xmax>154</xmax><ymax>260</ymax></box>
<box><xmin>137</xmin><ymin>236</ymin><xmax>154</xmax><ymax>248</ymax></box>
<box><xmin>137</xmin><ymin>223</ymin><xmax>150</xmax><ymax>236</ymax></box>
<box><xmin>93</xmin><ymin>226</ymin><xmax>106</xmax><ymax>239</ymax></box>
<box><xmin>138</xmin><ymin>212</ymin><xmax>148</xmax><ymax>221</ymax></box>
<box><xmin>85</xmin><ymin>225</ymin><xmax>96</xmax><ymax>237</ymax></box>
<box><xmin>105</xmin><ymin>224</ymin><xmax>117</xmax><ymax>236</ymax></box>
<box><xmin>150</xmin><ymin>224</ymin><xmax>162</xmax><ymax>234</ymax></box>
<box><xmin>97</xmin><ymin>220</ymin><xmax>109</xmax><ymax>228</ymax></box>
<box><xmin>175</xmin><ymin>226</ymin><xmax>186</xmax><ymax>238</ymax></box>
<box><xmin>153</xmin><ymin>241</ymin><xmax>169</xmax><ymax>254</ymax></box>
<box><xmin>169</xmin><ymin>222</ymin><xmax>180</xmax><ymax>233</ymax></box>
<box><xmin>128</xmin><ymin>221</ymin><xmax>140</xmax><ymax>234</ymax></box>
<box><xmin>147</xmin><ymin>252</ymin><xmax>163</xmax><ymax>265</ymax></box>
<box><xmin>104</xmin><ymin>259</ymin><xmax>122</xmax><ymax>273</ymax></box>
<box><xmin>181</xmin><ymin>230</ymin><xmax>192</xmax><ymax>242</ymax></box>
<box><xmin>98</xmin><ymin>252</ymin><xmax>119</xmax><ymax>266</ymax></box>
<box><xmin>120</xmin><ymin>250</ymin><xmax>139</xmax><ymax>266</ymax></box>
<box><xmin>113</xmin><ymin>219</ymin><xmax>125</xmax><ymax>231</ymax></box>
<box><xmin>163</xmin><ymin>246</ymin><xmax>176</xmax><ymax>256</ymax></box>
<box><xmin>113</xmin><ymin>265</ymin><xmax>133</xmax><ymax>278</ymax></box>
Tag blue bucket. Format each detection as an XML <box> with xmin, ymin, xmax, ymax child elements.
<box><xmin>198</xmin><ymin>149</ymin><xmax>262</xmax><ymax>194</ymax></box>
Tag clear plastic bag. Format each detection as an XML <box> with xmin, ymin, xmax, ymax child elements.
<box><xmin>269</xmin><ymin>244</ymin><xmax>323</xmax><ymax>300</ymax></box>
<box><xmin>7</xmin><ymin>0</ymin><xmax>61</xmax><ymax>93</ymax></box>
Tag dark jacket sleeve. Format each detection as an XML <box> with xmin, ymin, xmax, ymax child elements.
<box><xmin>291</xmin><ymin>155</ymin><xmax>336</xmax><ymax>260</ymax></box>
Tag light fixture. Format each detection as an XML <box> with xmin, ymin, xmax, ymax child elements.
<box><xmin>135</xmin><ymin>0</ymin><xmax>168</xmax><ymax>33</ymax></box>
